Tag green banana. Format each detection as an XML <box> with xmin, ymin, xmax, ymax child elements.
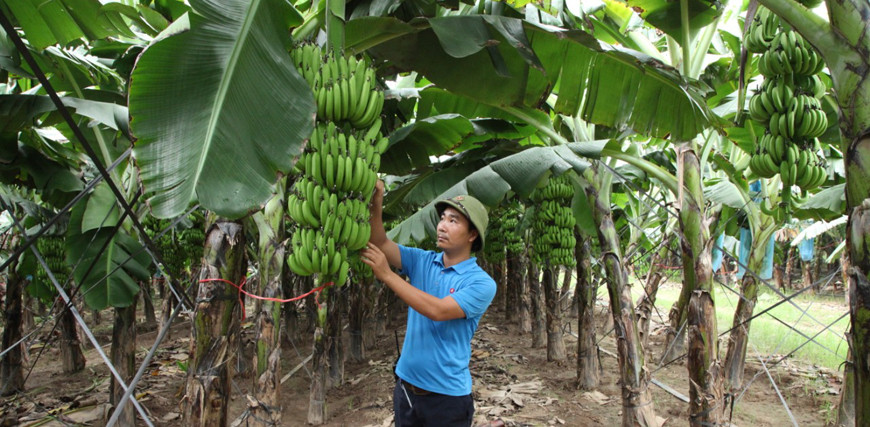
<box><xmin>325</xmin><ymin>153</ymin><xmax>335</xmax><ymax>188</ymax></box>
<box><xmin>354</xmin><ymin>90</ymin><xmax>383</xmax><ymax>129</ymax></box>
<box><xmin>347</xmin><ymin>134</ymin><xmax>359</xmax><ymax>160</ymax></box>
<box><xmin>338</xmin><ymin>215</ymin><xmax>353</xmax><ymax>244</ymax></box>
<box><xmin>352</xmin><ymin>75</ymin><xmax>372</xmax><ymax>123</ymax></box>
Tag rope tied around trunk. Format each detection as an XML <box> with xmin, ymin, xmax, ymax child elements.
<box><xmin>199</xmin><ymin>278</ymin><xmax>335</xmax><ymax>320</ymax></box>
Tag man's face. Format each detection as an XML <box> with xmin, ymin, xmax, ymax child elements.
<box><xmin>436</xmin><ymin>206</ymin><xmax>478</xmax><ymax>252</ymax></box>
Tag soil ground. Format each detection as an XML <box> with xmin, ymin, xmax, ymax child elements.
<box><xmin>0</xmin><ymin>283</ymin><xmax>843</xmax><ymax>426</ymax></box>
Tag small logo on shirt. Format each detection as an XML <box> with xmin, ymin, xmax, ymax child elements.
<box><xmin>449</xmin><ymin>288</ymin><xmax>455</xmax><ymax>293</ymax></box>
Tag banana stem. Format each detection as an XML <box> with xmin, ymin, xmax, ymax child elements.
<box><xmin>501</xmin><ymin>106</ymin><xmax>567</xmax><ymax>145</ymax></box>
<box><xmin>680</xmin><ymin>0</ymin><xmax>691</xmax><ymax>76</ymax></box>
<box><xmin>602</xmin><ymin>148</ymin><xmax>680</xmax><ymax>196</ymax></box>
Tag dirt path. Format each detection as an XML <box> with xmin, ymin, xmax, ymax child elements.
<box><xmin>0</xmin><ymin>305</ymin><xmax>841</xmax><ymax>426</ymax></box>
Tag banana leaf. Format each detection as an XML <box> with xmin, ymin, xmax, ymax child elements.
<box><xmin>3</xmin><ymin>0</ymin><xmax>135</xmax><ymax>49</ymax></box>
<box><xmin>348</xmin><ymin>15</ymin><xmax>718</xmax><ymax>141</ymax></box>
<box><xmin>129</xmin><ymin>0</ymin><xmax>313</xmax><ymax>219</ymax></box>
<box><xmin>66</xmin><ymin>199</ymin><xmax>150</xmax><ymax>310</ymax></box>
<box><xmin>387</xmin><ymin>141</ymin><xmax>603</xmax><ymax>245</ymax></box>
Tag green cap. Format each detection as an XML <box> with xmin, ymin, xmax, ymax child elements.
<box><xmin>435</xmin><ymin>195</ymin><xmax>488</xmax><ymax>252</ymax></box>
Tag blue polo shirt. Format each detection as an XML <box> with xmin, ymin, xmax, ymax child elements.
<box><xmin>394</xmin><ymin>245</ymin><xmax>497</xmax><ymax>396</ymax></box>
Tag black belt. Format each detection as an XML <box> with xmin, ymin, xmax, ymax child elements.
<box><xmin>401</xmin><ymin>379</ymin><xmax>433</xmax><ymax>396</ymax></box>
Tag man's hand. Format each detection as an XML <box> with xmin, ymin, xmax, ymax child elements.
<box><xmin>360</xmin><ymin>242</ymin><xmax>392</xmax><ymax>281</ymax></box>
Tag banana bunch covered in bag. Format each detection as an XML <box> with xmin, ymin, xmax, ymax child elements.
<box><xmin>286</xmin><ymin>44</ymin><xmax>388</xmax><ymax>285</ymax></box>
<box><xmin>531</xmin><ymin>174</ymin><xmax>576</xmax><ymax>267</ymax></box>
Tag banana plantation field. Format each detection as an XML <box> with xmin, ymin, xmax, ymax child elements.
<box><xmin>2</xmin><ymin>0</ymin><xmax>870</xmax><ymax>426</ymax></box>
<box><xmin>0</xmin><ymin>275</ymin><xmax>846</xmax><ymax>426</ymax></box>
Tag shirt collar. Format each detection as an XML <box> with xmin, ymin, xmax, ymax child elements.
<box><xmin>435</xmin><ymin>253</ymin><xmax>477</xmax><ymax>274</ymax></box>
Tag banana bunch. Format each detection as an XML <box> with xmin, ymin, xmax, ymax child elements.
<box><xmin>502</xmin><ymin>215</ymin><xmax>525</xmax><ymax>255</ymax></box>
<box><xmin>746</xmin><ymin>10</ymin><xmax>829</xmax><ymax>203</ymax></box>
<box><xmin>485</xmin><ymin>201</ymin><xmax>525</xmax><ymax>261</ymax></box>
<box><xmin>286</xmin><ymin>226</ymin><xmax>350</xmax><ymax>285</ymax></box>
<box><xmin>744</xmin><ymin>7</ymin><xmax>780</xmax><ymax>54</ymax></box>
<box><xmin>143</xmin><ymin>215</ymin><xmax>205</xmax><ymax>275</ymax></box>
<box><xmin>179</xmin><ymin>227</ymin><xmax>205</xmax><ymax>266</ymax></box>
<box><xmin>35</xmin><ymin>236</ymin><xmax>69</xmax><ymax>284</ymax></box>
<box><xmin>750</xmin><ymin>137</ymin><xmax>828</xmax><ymax>189</ymax></box>
<box><xmin>286</xmin><ymin>178</ymin><xmax>373</xmax><ymax>249</ymax></box>
<box><xmin>757</xmin><ymin>30</ymin><xmax>825</xmax><ymax>78</ymax></box>
<box><xmin>287</xmin><ymin>45</ymin><xmax>388</xmax><ymax>284</ymax></box>
<box><xmin>531</xmin><ymin>174</ymin><xmax>576</xmax><ymax>267</ymax></box>
<box><xmin>348</xmin><ymin>253</ymin><xmax>374</xmax><ymax>281</ymax></box>
<box><xmin>295</xmin><ymin>121</ymin><xmax>387</xmax><ymax>194</ymax></box>
<box><xmin>483</xmin><ymin>206</ymin><xmax>508</xmax><ymax>263</ymax></box>
<box><xmin>290</xmin><ymin>43</ymin><xmax>384</xmax><ymax>128</ymax></box>
<box><xmin>539</xmin><ymin>179</ymin><xmax>573</xmax><ymax>200</ymax></box>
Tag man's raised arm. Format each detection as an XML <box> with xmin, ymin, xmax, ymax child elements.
<box><xmin>368</xmin><ymin>180</ymin><xmax>401</xmax><ymax>270</ymax></box>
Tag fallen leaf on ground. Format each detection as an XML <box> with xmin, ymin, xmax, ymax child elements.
<box><xmin>581</xmin><ymin>390</ymin><xmax>611</xmax><ymax>405</ymax></box>
<box><xmin>64</xmin><ymin>403</ymin><xmax>110</xmax><ymax>424</ymax></box>
<box><xmin>161</xmin><ymin>412</ymin><xmax>181</xmax><ymax>422</ymax></box>
<box><xmin>471</xmin><ymin>349</ymin><xmax>491</xmax><ymax>359</ymax></box>
<box><xmin>350</xmin><ymin>373</ymin><xmax>370</xmax><ymax>385</ymax></box>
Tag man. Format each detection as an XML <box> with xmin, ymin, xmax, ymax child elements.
<box><xmin>360</xmin><ymin>181</ymin><xmax>497</xmax><ymax>427</ymax></box>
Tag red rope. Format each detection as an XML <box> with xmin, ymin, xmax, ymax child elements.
<box><xmin>198</xmin><ymin>277</ymin><xmax>334</xmax><ymax>320</ymax></box>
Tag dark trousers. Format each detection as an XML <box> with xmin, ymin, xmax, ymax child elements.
<box><xmin>393</xmin><ymin>379</ymin><xmax>474</xmax><ymax>427</ymax></box>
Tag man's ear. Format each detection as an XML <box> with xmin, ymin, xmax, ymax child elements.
<box><xmin>467</xmin><ymin>229</ymin><xmax>479</xmax><ymax>244</ymax></box>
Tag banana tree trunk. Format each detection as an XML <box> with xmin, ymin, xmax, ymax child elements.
<box><xmin>59</xmin><ymin>299</ymin><xmax>86</xmax><ymax>373</ymax></box>
<box><xmin>184</xmin><ymin>218</ymin><xmax>245</xmax><ymax>427</ymax></box>
<box><xmin>584</xmin><ymin>163</ymin><xmax>657</xmax><ymax>426</ymax></box>
<box><xmin>542</xmin><ymin>266</ymin><xmax>567</xmax><ymax>361</ymax></box>
<box><xmin>308</xmin><ymin>287</ymin><xmax>330</xmax><ymax>425</ymax></box>
<box><xmin>801</xmin><ymin>260</ymin><xmax>815</xmax><ymax>292</ymax></box>
<box><xmin>348</xmin><ymin>276</ymin><xmax>373</xmax><ymax>362</ymax></box>
<box><xmin>22</xmin><ymin>291</ymin><xmax>34</xmax><ymax>337</ymax></box>
<box><xmin>110</xmin><ymin>302</ymin><xmax>138</xmax><ymax>427</ymax></box>
<box><xmin>514</xmin><ymin>253</ymin><xmax>532</xmax><ymax>333</ymax></box>
<box><xmin>493</xmin><ymin>259</ymin><xmax>507</xmax><ymax>314</ymax></box>
<box><xmin>574</xmin><ymin>235</ymin><xmax>599</xmax><ymax>390</ymax></box>
<box><xmin>529</xmin><ymin>263</ymin><xmax>546</xmax><ymax>348</ymax></box>
<box><xmin>784</xmin><ymin>245</ymin><xmax>795</xmax><ymax>290</ymax></box>
<box><xmin>327</xmin><ymin>287</ymin><xmax>344</xmax><ymax>389</ymax></box>
<box><xmin>282</xmin><ymin>274</ymin><xmax>309</xmax><ymax>346</ymax></box>
<box><xmin>675</xmin><ymin>143</ymin><xmax>722</xmax><ymax>427</ymax></box>
<box><xmin>774</xmin><ymin>265</ymin><xmax>784</xmax><ymax>291</ymax></box>
<box><xmin>847</xmin><ymin>190</ymin><xmax>870</xmax><ymax>422</ymax></box>
<box><xmin>362</xmin><ymin>283</ymin><xmax>377</xmax><ymax>351</ymax></box>
<box><xmin>661</xmin><ymin>283</ymin><xmax>689</xmax><ymax>364</ymax></box>
<box><xmin>249</xmin><ymin>193</ymin><xmax>286</xmax><ymax>426</ymax></box>
<box><xmin>836</xmin><ymin>349</ymin><xmax>855</xmax><ymax>426</ymax></box>
<box><xmin>723</xmin><ymin>220</ymin><xmax>777</xmax><ymax>393</ymax></box>
<box><xmin>141</xmin><ymin>281</ymin><xmax>157</xmax><ymax>325</ymax></box>
<box><xmin>1</xmin><ymin>261</ymin><xmax>24</xmax><ymax>395</ymax></box>
<box><xmin>158</xmin><ymin>277</ymin><xmax>174</xmax><ymax>340</ymax></box>
<box><xmin>636</xmin><ymin>237</ymin><xmax>672</xmax><ymax>353</ymax></box>
<box><xmin>374</xmin><ymin>284</ymin><xmax>390</xmax><ymax>337</ymax></box>
<box><xmin>506</xmin><ymin>253</ymin><xmax>520</xmax><ymax>323</ymax></box>
<box><xmin>560</xmin><ymin>270</ymin><xmax>573</xmax><ymax>314</ymax></box>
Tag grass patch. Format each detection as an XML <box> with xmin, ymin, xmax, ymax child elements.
<box><xmin>590</xmin><ymin>277</ymin><xmax>850</xmax><ymax>371</ymax></box>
